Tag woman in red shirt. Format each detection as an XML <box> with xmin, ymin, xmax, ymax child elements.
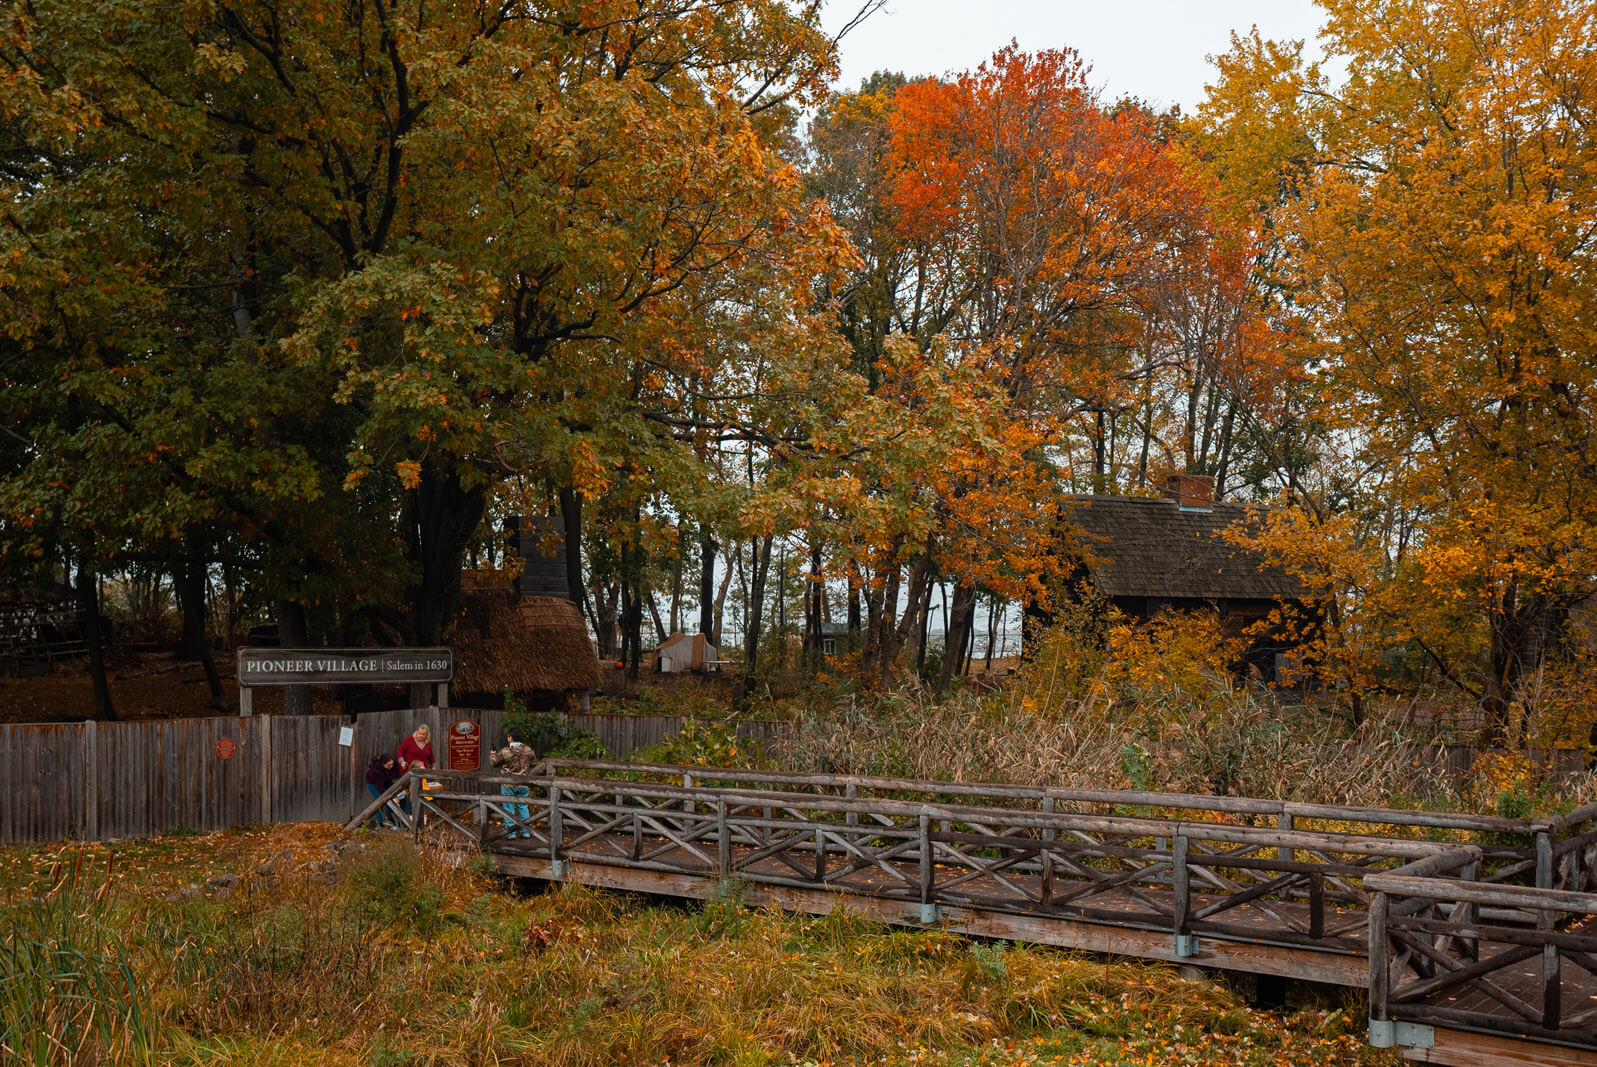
<box><xmin>396</xmin><ymin>724</ymin><xmax>433</xmax><ymax>771</ymax></box>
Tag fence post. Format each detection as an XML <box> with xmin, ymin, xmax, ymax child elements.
<box><xmin>1172</xmin><ymin>832</ymin><xmax>1195</xmax><ymax>957</ymax></box>
<box><xmin>1368</xmin><ymin>893</ymin><xmax>1391</xmax><ymax>1046</ymax></box>
<box><xmin>82</xmin><ymin>720</ymin><xmax>98</xmax><ymax>842</ymax></box>
<box><xmin>1040</xmin><ymin>795</ymin><xmax>1055</xmax><ymax>907</ymax></box>
<box><xmin>1277</xmin><ymin>808</ymin><xmax>1293</xmax><ymax>866</ymax></box>
<box><xmin>632</xmin><ymin>796</ymin><xmax>643</xmax><ymax>861</ymax></box>
<box><xmin>549</xmin><ymin>783</ymin><xmax>564</xmax><ymax>879</ymax></box>
<box><xmin>1460</xmin><ymin>858</ymin><xmax>1480</xmax><ymax>961</ymax></box>
<box><xmin>1308</xmin><ymin>871</ymin><xmax>1324</xmax><ymax>940</ymax></box>
<box><xmin>410</xmin><ymin>771</ymin><xmax>422</xmax><ymax>843</ymax></box>
<box><xmin>1538</xmin><ymin>830</ymin><xmax>1561</xmax><ymax>1030</ymax></box>
<box><xmin>716</xmin><ymin>799</ymin><xmax>730</xmax><ymax>879</ymax></box>
<box><xmin>845</xmin><ymin>780</ymin><xmax>858</xmax><ymax>828</ymax></box>
<box><xmin>1545</xmin><ymin>941</ymin><xmax>1563</xmax><ymax>1031</ymax></box>
<box><xmin>918</xmin><ymin>812</ymin><xmax>936</xmax><ymax>923</ymax></box>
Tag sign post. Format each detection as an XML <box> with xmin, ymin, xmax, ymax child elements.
<box><xmin>235</xmin><ymin>648</ymin><xmax>455</xmax><ymax>715</ymax></box>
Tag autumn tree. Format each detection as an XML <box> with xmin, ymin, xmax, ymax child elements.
<box><xmin>874</xmin><ymin>46</ymin><xmax>1271</xmax><ymax>687</ymax></box>
<box><xmin>0</xmin><ymin>0</ymin><xmax>848</xmax><ymax>685</ymax></box>
<box><xmin>1197</xmin><ymin>0</ymin><xmax>1597</xmax><ymax>740</ymax></box>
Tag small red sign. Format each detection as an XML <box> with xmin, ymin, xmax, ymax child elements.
<box><xmin>447</xmin><ymin>719</ymin><xmax>480</xmax><ymax>771</ymax></box>
<box><xmin>215</xmin><ymin>737</ymin><xmax>237</xmax><ymax>760</ymax></box>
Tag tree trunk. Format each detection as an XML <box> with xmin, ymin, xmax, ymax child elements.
<box><xmin>699</xmin><ymin>527</ymin><xmax>717</xmax><ymax>636</ymax></box>
<box><xmin>877</xmin><ymin>563</ymin><xmax>902</xmax><ymax>686</ymax></box>
<box><xmin>847</xmin><ymin>561</ymin><xmax>862</xmax><ymax>635</ymax></box>
<box><xmin>594</xmin><ymin>583</ymin><xmax>619</xmax><ymax>660</ymax></box>
<box><xmin>625</xmin><ymin>568</ymin><xmax>644</xmax><ymax>681</ymax></box>
<box><xmin>669</xmin><ymin>530</ymin><xmax>684</xmax><ymax>636</ymax></box>
<box><xmin>915</xmin><ymin>578</ymin><xmax>933</xmax><ymax>674</ymax></box>
<box><xmin>935</xmin><ymin>581</ymin><xmax>978</xmax><ymax>693</ymax></box>
<box><xmin>175</xmin><ymin>542</ymin><xmax>224</xmax><ymax>704</ymax></box>
<box><xmin>1092</xmin><ymin>409</ymin><xmax>1107</xmax><ymax>493</ymax></box>
<box><xmin>401</xmin><ymin>460</ymin><xmax>489</xmax><ymax>646</ymax></box>
<box><xmin>76</xmin><ymin>557</ymin><xmax>116</xmax><ymax>722</ymax></box>
<box><xmin>1214</xmin><ymin>403</ymin><xmax>1236</xmax><ymax>500</ymax></box>
<box><xmin>804</xmin><ymin>540</ymin><xmax>824</xmax><ymax>667</ymax></box>
<box><xmin>646</xmin><ymin>592</ymin><xmax>666</xmax><ymax>647</ymax></box>
<box><xmin>984</xmin><ymin>595</ymin><xmax>998</xmax><ymax>670</ymax></box>
<box><xmin>275</xmin><ymin>598</ymin><xmax>312</xmax><ymax>715</ymax></box>
<box><xmin>712</xmin><ymin>545</ymin><xmax>735</xmax><ymax>649</ymax></box>
<box><xmin>737</xmin><ymin>535</ymin><xmax>774</xmax><ymax>707</ymax></box>
<box><xmin>1480</xmin><ymin>585</ymin><xmax>1547</xmax><ymax>746</ymax></box>
<box><xmin>558</xmin><ymin>487</ymin><xmax>585</xmax><ymax>610</ymax></box>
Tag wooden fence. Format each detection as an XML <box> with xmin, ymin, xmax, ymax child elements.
<box><xmin>0</xmin><ymin>709</ymin><xmax>787</xmax><ymax>845</ymax></box>
<box><xmin>1</xmin><ymin>706</ymin><xmax>1584</xmax><ymax>847</ymax></box>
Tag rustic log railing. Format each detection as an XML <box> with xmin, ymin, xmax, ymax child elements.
<box><xmin>1366</xmin><ymin>863</ymin><xmax>1597</xmax><ymax>1050</ymax></box>
<box><xmin>344</xmin><ymin>761</ymin><xmax>1597</xmax><ymax>1056</ymax></box>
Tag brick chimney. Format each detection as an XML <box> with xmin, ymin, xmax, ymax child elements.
<box><xmin>1166</xmin><ymin>473</ymin><xmax>1215</xmax><ymax>512</ymax></box>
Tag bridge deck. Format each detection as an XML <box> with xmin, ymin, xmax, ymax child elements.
<box><xmin>352</xmin><ymin>759</ymin><xmax>1597</xmax><ymax>1065</ymax></box>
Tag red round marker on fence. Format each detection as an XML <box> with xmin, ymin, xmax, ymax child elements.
<box><xmin>215</xmin><ymin>736</ymin><xmax>237</xmax><ymax>760</ymax></box>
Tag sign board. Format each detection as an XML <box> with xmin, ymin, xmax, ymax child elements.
<box><xmin>447</xmin><ymin>719</ymin><xmax>481</xmax><ymax>771</ymax></box>
<box><xmin>215</xmin><ymin>737</ymin><xmax>236</xmax><ymax>760</ymax></box>
<box><xmin>236</xmin><ymin>648</ymin><xmax>453</xmax><ymax>686</ymax></box>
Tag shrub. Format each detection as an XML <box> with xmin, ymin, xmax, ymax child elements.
<box><xmin>633</xmin><ymin>718</ymin><xmax>761</xmax><ymax>768</ymax></box>
<box><xmin>502</xmin><ymin>691</ymin><xmax>610</xmax><ymax>761</ymax></box>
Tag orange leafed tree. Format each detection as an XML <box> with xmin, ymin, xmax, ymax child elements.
<box><xmin>868</xmin><ymin>45</ymin><xmax>1274</xmax><ymax>684</ymax></box>
<box><xmin>1198</xmin><ymin>0</ymin><xmax>1597</xmax><ymax>741</ymax></box>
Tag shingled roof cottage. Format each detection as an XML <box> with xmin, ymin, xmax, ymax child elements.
<box><xmin>1047</xmin><ymin>475</ymin><xmax>1312</xmax><ymax>680</ymax></box>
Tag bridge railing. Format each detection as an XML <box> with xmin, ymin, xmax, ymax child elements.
<box><xmin>1366</xmin><ymin>860</ymin><xmax>1597</xmax><ymax>1048</ymax></box>
<box><xmin>537</xmin><ymin>758</ymin><xmax>1593</xmax><ymax>885</ymax></box>
<box><xmin>386</xmin><ymin>767</ymin><xmax>1481</xmax><ymax>958</ymax></box>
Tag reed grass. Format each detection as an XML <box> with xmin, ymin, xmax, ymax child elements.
<box><xmin>0</xmin><ymin>829</ymin><xmax>1389</xmax><ymax>1066</ymax></box>
<box><xmin>0</xmin><ymin>852</ymin><xmax>157</xmax><ymax>1066</ymax></box>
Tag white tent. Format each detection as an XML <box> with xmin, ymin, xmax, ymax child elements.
<box><xmin>656</xmin><ymin>632</ymin><xmax>717</xmax><ymax>673</ymax></box>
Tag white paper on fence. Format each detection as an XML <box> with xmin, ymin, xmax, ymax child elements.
<box><xmin>338</xmin><ymin>725</ymin><xmax>355</xmax><ymax>747</ymax></box>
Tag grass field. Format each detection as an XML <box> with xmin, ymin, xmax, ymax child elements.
<box><xmin>0</xmin><ymin>824</ymin><xmax>1397</xmax><ymax>1067</ymax></box>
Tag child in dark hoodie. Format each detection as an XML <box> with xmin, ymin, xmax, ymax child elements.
<box><xmin>364</xmin><ymin>754</ymin><xmax>401</xmax><ymax>828</ymax></box>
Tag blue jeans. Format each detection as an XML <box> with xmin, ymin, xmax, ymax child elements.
<box><xmin>366</xmin><ymin>782</ymin><xmax>398</xmax><ymax>828</ymax></box>
<box><xmin>500</xmin><ymin>785</ymin><xmax>531</xmax><ymax>836</ymax></box>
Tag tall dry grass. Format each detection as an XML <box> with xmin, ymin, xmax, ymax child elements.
<box><xmin>2</xmin><ymin>831</ymin><xmax>1379</xmax><ymax>1066</ymax></box>
<box><xmin>0</xmin><ymin>853</ymin><xmax>157</xmax><ymax>1066</ymax></box>
<box><xmin>769</xmin><ymin>610</ymin><xmax>1467</xmax><ymax>810</ymax></box>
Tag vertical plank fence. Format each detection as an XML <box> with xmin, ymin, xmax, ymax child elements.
<box><xmin>0</xmin><ymin>710</ymin><xmax>791</xmax><ymax>845</ymax></box>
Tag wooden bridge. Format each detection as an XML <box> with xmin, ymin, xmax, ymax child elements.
<box><xmin>351</xmin><ymin>759</ymin><xmax>1597</xmax><ymax>1066</ymax></box>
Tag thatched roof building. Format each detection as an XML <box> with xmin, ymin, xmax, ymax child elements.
<box><xmin>450</xmin><ymin>584</ymin><xmax>602</xmax><ymax>701</ymax></box>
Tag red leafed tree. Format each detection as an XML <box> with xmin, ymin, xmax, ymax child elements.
<box><xmin>878</xmin><ymin>45</ymin><xmax>1264</xmax><ymax>683</ymax></box>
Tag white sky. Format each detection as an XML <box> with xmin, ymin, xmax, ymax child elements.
<box><xmin>821</xmin><ymin>0</ymin><xmax>1326</xmax><ymax>113</ymax></box>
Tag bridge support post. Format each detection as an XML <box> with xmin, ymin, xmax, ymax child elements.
<box><xmin>919</xmin><ymin>812</ymin><xmax>937</xmax><ymax>923</ymax></box>
<box><xmin>1040</xmin><ymin>796</ymin><xmax>1055</xmax><ymax>908</ymax></box>
<box><xmin>549</xmin><ymin>784</ymin><xmax>564</xmax><ymax>880</ymax></box>
<box><xmin>716</xmin><ymin>800</ymin><xmax>730</xmax><ymax>879</ymax></box>
<box><xmin>410</xmin><ymin>772</ymin><xmax>421</xmax><ymax>843</ymax></box>
<box><xmin>1368</xmin><ymin>891</ymin><xmax>1389</xmax><ymax>1044</ymax></box>
<box><xmin>1172</xmin><ymin>833</ymin><xmax>1195</xmax><ymax>957</ymax></box>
